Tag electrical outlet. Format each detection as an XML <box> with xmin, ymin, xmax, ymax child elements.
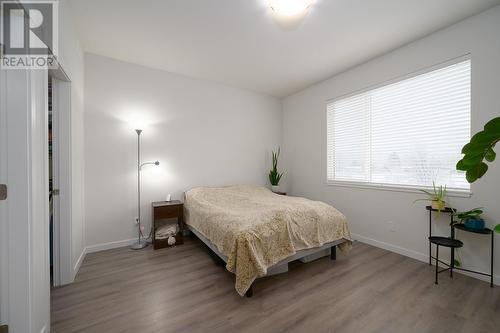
<box><xmin>387</xmin><ymin>221</ymin><xmax>396</xmax><ymax>232</ymax></box>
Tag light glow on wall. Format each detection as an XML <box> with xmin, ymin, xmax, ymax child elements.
<box><xmin>121</xmin><ymin>111</ymin><xmax>156</xmax><ymax>132</ymax></box>
<box><xmin>269</xmin><ymin>0</ymin><xmax>315</xmax><ymax>17</ymax></box>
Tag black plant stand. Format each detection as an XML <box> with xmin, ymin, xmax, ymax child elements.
<box><xmin>451</xmin><ymin>224</ymin><xmax>494</xmax><ymax>288</ymax></box>
<box><xmin>428</xmin><ymin>236</ymin><xmax>463</xmax><ymax>284</ymax></box>
<box><xmin>426</xmin><ymin>206</ymin><xmax>495</xmax><ymax>288</ymax></box>
<box><xmin>426</xmin><ymin>206</ymin><xmax>456</xmax><ymax>265</ymax></box>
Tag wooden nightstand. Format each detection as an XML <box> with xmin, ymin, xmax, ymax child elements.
<box><xmin>152</xmin><ymin>200</ymin><xmax>184</xmax><ymax>250</ymax></box>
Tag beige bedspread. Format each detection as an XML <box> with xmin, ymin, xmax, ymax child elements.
<box><xmin>184</xmin><ymin>185</ymin><xmax>352</xmax><ymax>296</ymax></box>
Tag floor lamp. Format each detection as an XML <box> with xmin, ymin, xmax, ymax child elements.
<box><xmin>131</xmin><ymin>129</ymin><xmax>159</xmax><ymax>250</ymax></box>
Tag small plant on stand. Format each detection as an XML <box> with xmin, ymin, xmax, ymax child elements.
<box><xmin>451</xmin><ymin>207</ymin><xmax>485</xmax><ymax>267</ymax></box>
<box><xmin>453</xmin><ymin>208</ymin><xmax>485</xmax><ymax>229</ymax></box>
<box><xmin>414</xmin><ymin>182</ymin><xmax>448</xmax><ymax>217</ymax></box>
<box><xmin>269</xmin><ymin>147</ymin><xmax>284</xmax><ymax>193</ymax></box>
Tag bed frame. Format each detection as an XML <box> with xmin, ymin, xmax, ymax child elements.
<box><xmin>188</xmin><ymin>225</ymin><xmax>345</xmax><ymax>297</ymax></box>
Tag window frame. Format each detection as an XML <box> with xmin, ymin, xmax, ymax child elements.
<box><xmin>325</xmin><ymin>55</ymin><xmax>472</xmax><ymax>198</ymax></box>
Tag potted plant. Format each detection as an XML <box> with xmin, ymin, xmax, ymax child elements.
<box><xmin>414</xmin><ymin>182</ymin><xmax>448</xmax><ymax>213</ymax></box>
<box><xmin>454</xmin><ymin>208</ymin><xmax>485</xmax><ymax>231</ymax></box>
<box><xmin>457</xmin><ymin>116</ymin><xmax>500</xmax><ymax>233</ymax></box>
<box><xmin>269</xmin><ymin>147</ymin><xmax>283</xmax><ymax>192</ymax></box>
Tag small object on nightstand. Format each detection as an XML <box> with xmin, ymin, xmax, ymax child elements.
<box><xmin>152</xmin><ymin>200</ymin><xmax>184</xmax><ymax>250</ymax></box>
<box><xmin>166</xmin><ymin>194</ymin><xmax>171</xmax><ymax>202</ymax></box>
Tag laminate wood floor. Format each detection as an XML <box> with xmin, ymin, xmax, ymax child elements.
<box><xmin>51</xmin><ymin>237</ymin><xmax>500</xmax><ymax>333</ymax></box>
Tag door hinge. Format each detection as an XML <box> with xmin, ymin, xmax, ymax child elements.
<box><xmin>0</xmin><ymin>184</ymin><xmax>6</xmax><ymax>200</ymax></box>
<box><xmin>0</xmin><ymin>324</ymin><xmax>8</xmax><ymax>333</ymax></box>
<box><xmin>52</xmin><ymin>189</ymin><xmax>60</xmax><ymax>196</ymax></box>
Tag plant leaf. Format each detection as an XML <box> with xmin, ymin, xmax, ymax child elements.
<box><xmin>466</xmin><ymin>169</ymin><xmax>478</xmax><ymax>183</ymax></box>
<box><xmin>453</xmin><ymin>259</ymin><xmax>461</xmax><ymax>267</ymax></box>
<box><xmin>456</xmin><ymin>159</ymin><xmax>467</xmax><ymax>171</ymax></box>
<box><xmin>484</xmin><ymin>117</ymin><xmax>500</xmax><ymax>132</ymax></box>
<box><xmin>485</xmin><ymin>147</ymin><xmax>496</xmax><ymax>162</ymax></box>
<box><xmin>494</xmin><ymin>224</ymin><xmax>500</xmax><ymax>234</ymax></box>
<box><xmin>419</xmin><ymin>189</ymin><xmax>433</xmax><ymax>196</ymax></box>
<box><xmin>477</xmin><ymin>162</ymin><xmax>488</xmax><ymax>179</ymax></box>
<box><xmin>461</xmin><ymin>155</ymin><xmax>483</xmax><ymax>166</ymax></box>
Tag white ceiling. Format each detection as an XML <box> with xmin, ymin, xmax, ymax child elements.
<box><xmin>69</xmin><ymin>0</ymin><xmax>500</xmax><ymax>97</ymax></box>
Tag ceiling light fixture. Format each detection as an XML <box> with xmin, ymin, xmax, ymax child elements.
<box><xmin>269</xmin><ymin>0</ymin><xmax>315</xmax><ymax>17</ymax></box>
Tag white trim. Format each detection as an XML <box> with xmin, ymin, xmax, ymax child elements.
<box><xmin>327</xmin><ymin>181</ymin><xmax>472</xmax><ymax>198</ymax></box>
<box><xmin>72</xmin><ymin>248</ymin><xmax>86</xmax><ymax>280</ymax></box>
<box><xmin>352</xmin><ymin>233</ymin><xmax>428</xmax><ymax>262</ymax></box>
<box><xmin>0</xmin><ymin>53</ymin><xmax>9</xmax><ymax>327</ymax></box>
<box><xmin>85</xmin><ymin>238</ymin><xmax>137</xmax><ymax>254</ymax></box>
<box><xmin>352</xmin><ymin>233</ymin><xmax>500</xmax><ymax>286</ymax></box>
<box><xmin>68</xmin><ymin>239</ymin><xmax>137</xmax><ymax>280</ymax></box>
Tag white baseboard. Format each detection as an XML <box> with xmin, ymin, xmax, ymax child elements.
<box><xmin>85</xmin><ymin>238</ymin><xmax>137</xmax><ymax>254</ymax></box>
<box><xmin>352</xmin><ymin>233</ymin><xmax>500</xmax><ymax>286</ymax></box>
<box><xmin>72</xmin><ymin>247</ymin><xmax>87</xmax><ymax>280</ymax></box>
<box><xmin>352</xmin><ymin>233</ymin><xmax>428</xmax><ymax>262</ymax></box>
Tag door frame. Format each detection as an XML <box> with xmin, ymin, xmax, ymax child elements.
<box><xmin>0</xmin><ymin>62</ymin><xmax>73</xmax><ymax>331</ymax></box>
<box><xmin>0</xmin><ymin>67</ymin><xmax>51</xmax><ymax>333</ymax></box>
<box><xmin>49</xmin><ymin>65</ymin><xmax>73</xmax><ymax>286</ymax></box>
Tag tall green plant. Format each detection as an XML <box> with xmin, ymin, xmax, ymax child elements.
<box><xmin>269</xmin><ymin>148</ymin><xmax>283</xmax><ymax>186</ymax></box>
<box><xmin>456</xmin><ymin>116</ymin><xmax>500</xmax><ymax>233</ymax></box>
<box><xmin>457</xmin><ymin>117</ymin><xmax>500</xmax><ymax>183</ymax></box>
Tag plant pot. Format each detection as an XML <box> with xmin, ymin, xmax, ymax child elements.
<box><xmin>431</xmin><ymin>200</ymin><xmax>445</xmax><ymax>211</ymax></box>
<box><xmin>271</xmin><ymin>185</ymin><xmax>280</xmax><ymax>193</ymax></box>
<box><xmin>464</xmin><ymin>218</ymin><xmax>485</xmax><ymax>230</ymax></box>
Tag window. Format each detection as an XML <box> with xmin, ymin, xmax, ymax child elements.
<box><xmin>327</xmin><ymin>59</ymin><xmax>471</xmax><ymax>193</ymax></box>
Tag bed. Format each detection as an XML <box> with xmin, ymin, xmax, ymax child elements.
<box><xmin>184</xmin><ymin>185</ymin><xmax>352</xmax><ymax>297</ymax></box>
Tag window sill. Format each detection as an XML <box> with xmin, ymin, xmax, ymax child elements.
<box><xmin>326</xmin><ymin>180</ymin><xmax>472</xmax><ymax>198</ymax></box>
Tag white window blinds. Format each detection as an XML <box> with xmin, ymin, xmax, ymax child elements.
<box><xmin>327</xmin><ymin>59</ymin><xmax>471</xmax><ymax>192</ymax></box>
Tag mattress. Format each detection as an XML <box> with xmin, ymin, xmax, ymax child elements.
<box><xmin>184</xmin><ymin>185</ymin><xmax>352</xmax><ymax>296</ymax></box>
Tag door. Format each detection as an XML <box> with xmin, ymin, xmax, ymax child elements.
<box><xmin>49</xmin><ymin>74</ymin><xmax>73</xmax><ymax>286</ymax></box>
<box><xmin>50</xmin><ymin>76</ymin><xmax>61</xmax><ymax>286</ymax></box>
<box><xmin>0</xmin><ymin>67</ymin><xmax>51</xmax><ymax>332</ymax></box>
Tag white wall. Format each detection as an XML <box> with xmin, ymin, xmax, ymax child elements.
<box><xmin>282</xmin><ymin>6</ymin><xmax>500</xmax><ymax>283</ymax></box>
<box><xmin>84</xmin><ymin>54</ymin><xmax>282</xmax><ymax>247</ymax></box>
<box><xmin>57</xmin><ymin>0</ymin><xmax>86</xmax><ymax>278</ymax></box>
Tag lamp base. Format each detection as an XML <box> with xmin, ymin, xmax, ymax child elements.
<box><xmin>130</xmin><ymin>240</ymin><xmax>148</xmax><ymax>250</ymax></box>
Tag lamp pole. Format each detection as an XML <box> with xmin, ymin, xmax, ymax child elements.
<box><xmin>131</xmin><ymin>129</ymin><xmax>160</xmax><ymax>250</ymax></box>
<box><xmin>131</xmin><ymin>129</ymin><xmax>147</xmax><ymax>249</ymax></box>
